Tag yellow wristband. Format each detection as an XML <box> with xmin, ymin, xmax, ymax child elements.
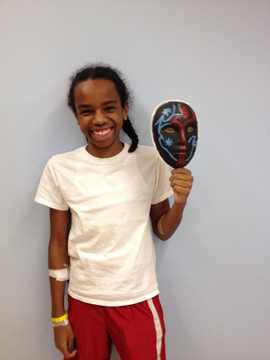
<box><xmin>51</xmin><ymin>313</ymin><xmax>68</xmax><ymax>323</ymax></box>
<box><xmin>157</xmin><ymin>214</ymin><xmax>165</xmax><ymax>235</ymax></box>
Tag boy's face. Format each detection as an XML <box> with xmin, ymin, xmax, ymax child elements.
<box><xmin>73</xmin><ymin>78</ymin><xmax>128</xmax><ymax>158</ymax></box>
<box><xmin>151</xmin><ymin>101</ymin><xmax>198</xmax><ymax>168</ymax></box>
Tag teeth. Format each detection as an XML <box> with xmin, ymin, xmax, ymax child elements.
<box><xmin>93</xmin><ymin>128</ymin><xmax>111</xmax><ymax>137</ymax></box>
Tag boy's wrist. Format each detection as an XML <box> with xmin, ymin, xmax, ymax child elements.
<box><xmin>51</xmin><ymin>312</ymin><xmax>68</xmax><ymax>323</ymax></box>
<box><xmin>172</xmin><ymin>201</ymin><xmax>186</xmax><ymax>212</ymax></box>
<box><xmin>51</xmin><ymin>318</ymin><xmax>69</xmax><ymax>327</ymax></box>
<box><xmin>51</xmin><ymin>312</ymin><xmax>69</xmax><ymax>327</ymax></box>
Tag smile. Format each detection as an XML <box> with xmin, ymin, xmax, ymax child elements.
<box><xmin>92</xmin><ymin>128</ymin><xmax>113</xmax><ymax>137</ymax></box>
<box><xmin>90</xmin><ymin>127</ymin><xmax>114</xmax><ymax>142</ymax></box>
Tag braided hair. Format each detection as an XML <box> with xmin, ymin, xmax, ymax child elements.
<box><xmin>67</xmin><ymin>64</ymin><xmax>139</xmax><ymax>153</ymax></box>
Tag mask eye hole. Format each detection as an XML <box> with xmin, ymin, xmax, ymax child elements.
<box><xmin>165</xmin><ymin>127</ymin><xmax>175</xmax><ymax>133</ymax></box>
<box><xmin>187</xmin><ymin>126</ymin><xmax>194</xmax><ymax>133</ymax></box>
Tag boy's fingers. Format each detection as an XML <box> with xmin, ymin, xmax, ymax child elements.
<box><xmin>67</xmin><ymin>336</ymin><xmax>76</xmax><ymax>353</ymax></box>
<box><xmin>61</xmin><ymin>344</ymin><xmax>77</xmax><ymax>359</ymax></box>
<box><xmin>169</xmin><ymin>174</ymin><xmax>194</xmax><ymax>182</ymax></box>
<box><xmin>65</xmin><ymin>349</ymin><xmax>77</xmax><ymax>359</ymax></box>
<box><xmin>171</xmin><ymin>180</ymin><xmax>193</xmax><ymax>189</ymax></box>
<box><xmin>172</xmin><ymin>185</ymin><xmax>191</xmax><ymax>195</ymax></box>
<box><xmin>171</xmin><ymin>168</ymin><xmax>191</xmax><ymax>176</ymax></box>
<box><xmin>170</xmin><ymin>169</ymin><xmax>193</xmax><ymax>182</ymax></box>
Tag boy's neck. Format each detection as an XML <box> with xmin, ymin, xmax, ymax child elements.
<box><xmin>86</xmin><ymin>141</ymin><xmax>124</xmax><ymax>158</ymax></box>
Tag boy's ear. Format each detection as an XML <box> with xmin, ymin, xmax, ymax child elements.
<box><xmin>74</xmin><ymin>112</ymin><xmax>80</xmax><ymax>125</ymax></box>
<box><xmin>123</xmin><ymin>102</ymin><xmax>129</xmax><ymax>121</ymax></box>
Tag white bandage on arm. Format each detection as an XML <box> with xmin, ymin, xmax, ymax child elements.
<box><xmin>49</xmin><ymin>267</ymin><xmax>70</xmax><ymax>281</ymax></box>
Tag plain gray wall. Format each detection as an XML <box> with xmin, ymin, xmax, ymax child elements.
<box><xmin>1</xmin><ymin>0</ymin><xmax>270</xmax><ymax>359</ymax></box>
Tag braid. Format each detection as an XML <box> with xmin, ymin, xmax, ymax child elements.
<box><xmin>122</xmin><ymin>116</ymin><xmax>139</xmax><ymax>153</ymax></box>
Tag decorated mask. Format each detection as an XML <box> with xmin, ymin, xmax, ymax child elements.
<box><xmin>151</xmin><ymin>100</ymin><xmax>198</xmax><ymax>168</ymax></box>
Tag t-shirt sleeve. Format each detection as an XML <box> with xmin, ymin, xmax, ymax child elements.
<box><xmin>34</xmin><ymin>158</ymin><xmax>69</xmax><ymax>211</ymax></box>
<box><xmin>151</xmin><ymin>156</ymin><xmax>173</xmax><ymax>205</ymax></box>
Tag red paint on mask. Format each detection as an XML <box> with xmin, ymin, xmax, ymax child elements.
<box><xmin>171</xmin><ymin>115</ymin><xmax>195</xmax><ymax>167</ymax></box>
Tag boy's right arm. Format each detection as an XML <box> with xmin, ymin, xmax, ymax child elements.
<box><xmin>49</xmin><ymin>208</ymin><xmax>77</xmax><ymax>359</ymax></box>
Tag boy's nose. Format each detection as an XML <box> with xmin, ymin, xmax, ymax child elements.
<box><xmin>93</xmin><ymin>112</ymin><xmax>106</xmax><ymax>125</ymax></box>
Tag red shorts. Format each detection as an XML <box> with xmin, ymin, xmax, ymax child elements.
<box><xmin>66</xmin><ymin>294</ymin><xmax>166</xmax><ymax>360</ymax></box>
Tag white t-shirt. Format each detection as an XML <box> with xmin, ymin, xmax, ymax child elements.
<box><xmin>35</xmin><ymin>143</ymin><xmax>173</xmax><ymax>306</ymax></box>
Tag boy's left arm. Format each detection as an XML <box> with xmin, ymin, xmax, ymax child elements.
<box><xmin>150</xmin><ymin>168</ymin><xmax>193</xmax><ymax>241</ymax></box>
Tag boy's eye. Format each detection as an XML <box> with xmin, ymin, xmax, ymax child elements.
<box><xmin>80</xmin><ymin>110</ymin><xmax>93</xmax><ymax>115</ymax></box>
<box><xmin>105</xmin><ymin>106</ymin><xmax>115</xmax><ymax>111</ymax></box>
